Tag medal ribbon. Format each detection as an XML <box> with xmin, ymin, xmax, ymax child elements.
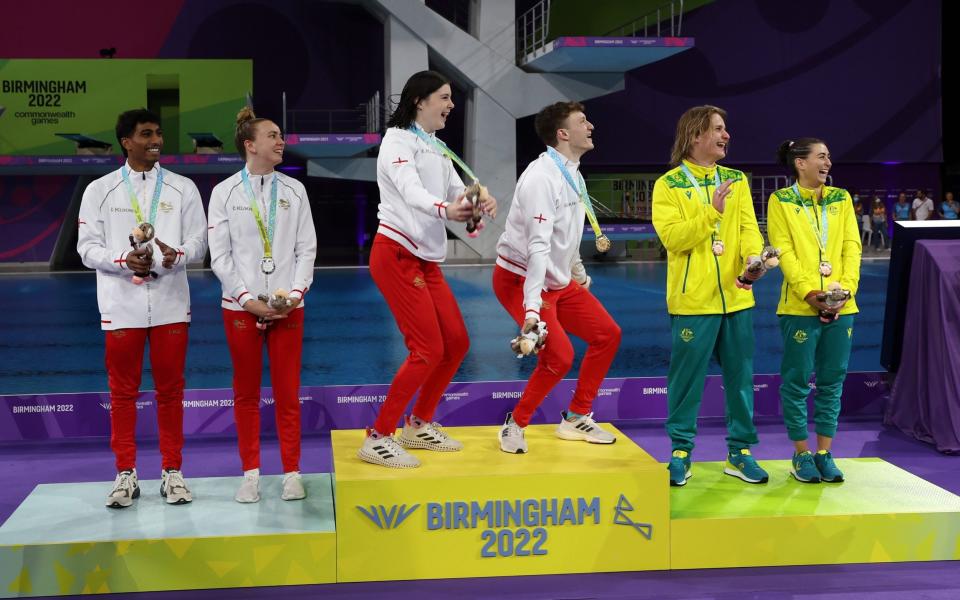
<box><xmin>793</xmin><ymin>183</ymin><xmax>829</xmax><ymax>253</ymax></box>
<box><xmin>408</xmin><ymin>123</ymin><xmax>479</xmax><ymax>183</ymax></box>
<box><xmin>121</xmin><ymin>165</ymin><xmax>164</xmax><ymax>224</ymax></box>
<box><xmin>241</xmin><ymin>168</ymin><xmax>278</xmax><ymax>259</ymax></box>
<box><xmin>680</xmin><ymin>162</ymin><xmax>721</xmax><ymax>241</ymax></box>
<box><xmin>546</xmin><ymin>147</ymin><xmax>604</xmax><ymax>241</ymax></box>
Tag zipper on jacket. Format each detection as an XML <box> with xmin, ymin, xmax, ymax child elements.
<box><xmin>784</xmin><ymin>283</ymin><xmax>789</xmax><ymax>307</ymax></box>
<box><xmin>818</xmin><ymin>249</ymin><xmax>823</xmax><ymax>289</ymax></box>
<box><xmin>681</xmin><ymin>255</ymin><xmax>691</xmax><ymax>293</ymax></box>
<box><xmin>713</xmin><ymin>252</ymin><xmax>727</xmax><ymax>314</ymax></box>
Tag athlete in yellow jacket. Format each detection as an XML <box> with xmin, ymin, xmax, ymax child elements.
<box><xmin>767</xmin><ymin>137</ymin><xmax>861</xmax><ymax>484</ymax></box>
<box><xmin>652</xmin><ymin>105</ymin><xmax>769</xmax><ymax>487</ymax></box>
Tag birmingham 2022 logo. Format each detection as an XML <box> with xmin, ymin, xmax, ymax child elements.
<box><xmin>357</xmin><ymin>493</ymin><xmax>652</xmax><ymax>558</ymax></box>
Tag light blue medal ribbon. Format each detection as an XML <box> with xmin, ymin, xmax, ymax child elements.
<box><xmin>680</xmin><ymin>163</ymin><xmax>723</xmax><ymax>254</ymax></box>
<box><xmin>408</xmin><ymin>123</ymin><xmax>478</xmax><ymax>183</ymax></box>
<box><xmin>793</xmin><ymin>183</ymin><xmax>831</xmax><ymax>275</ymax></box>
<box><xmin>121</xmin><ymin>165</ymin><xmax>164</xmax><ymax>225</ymax></box>
<box><xmin>241</xmin><ymin>168</ymin><xmax>278</xmax><ymax>274</ymax></box>
<box><xmin>546</xmin><ymin>147</ymin><xmax>609</xmax><ymax>251</ymax></box>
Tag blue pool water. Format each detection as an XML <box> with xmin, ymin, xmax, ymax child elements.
<box><xmin>0</xmin><ymin>261</ymin><xmax>889</xmax><ymax>395</ymax></box>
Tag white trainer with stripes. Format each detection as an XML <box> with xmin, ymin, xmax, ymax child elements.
<box><xmin>555</xmin><ymin>411</ymin><xmax>616</xmax><ymax>444</ymax></box>
<box><xmin>358</xmin><ymin>431</ymin><xmax>421</xmax><ymax>468</ymax></box>
<box><xmin>397</xmin><ymin>416</ymin><xmax>463</xmax><ymax>451</ymax></box>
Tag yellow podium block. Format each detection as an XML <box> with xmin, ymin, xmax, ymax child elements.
<box><xmin>332</xmin><ymin>425</ymin><xmax>670</xmax><ymax>581</ymax></box>
<box><xmin>671</xmin><ymin>458</ymin><xmax>960</xmax><ymax>569</ymax></box>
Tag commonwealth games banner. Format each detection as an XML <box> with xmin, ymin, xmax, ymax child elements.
<box><xmin>0</xmin><ymin>59</ymin><xmax>252</xmax><ymax>155</ymax></box>
<box><xmin>0</xmin><ymin>372</ymin><xmax>889</xmax><ymax>442</ymax></box>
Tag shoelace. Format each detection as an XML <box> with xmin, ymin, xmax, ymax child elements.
<box><xmin>166</xmin><ymin>471</ymin><xmax>187</xmax><ymax>492</ymax></box>
<box><xmin>506</xmin><ymin>422</ymin><xmax>525</xmax><ymax>438</ymax></box>
<box><xmin>380</xmin><ymin>436</ymin><xmax>407</xmax><ymax>456</ymax></box>
<box><xmin>113</xmin><ymin>472</ymin><xmax>134</xmax><ymax>493</ymax></box>
<box><xmin>426</xmin><ymin>422</ymin><xmax>450</xmax><ymax>441</ymax></box>
<box><xmin>580</xmin><ymin>412</ymin><xmax>599</xmax><ymax>427</ymax></box>
<box><xmin>797</xmin><ymin>453</ymin><xmax>816</xmax><ymax>470</ymax></box>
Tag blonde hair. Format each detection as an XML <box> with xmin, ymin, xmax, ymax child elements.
<box><xmin>234</xmin><ymin>106</ymin><xmax>270</xmax><ymax>159</ymax></box>
<box><xmin>669</xmin><ymin>105</ymin><xmax>727</xmax><ymax>166</ymax></box>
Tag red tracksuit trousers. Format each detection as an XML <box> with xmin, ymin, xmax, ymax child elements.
<box><xmin>223</xmin><ymin>308</ymin><xmax>304</xmax><ymax>473</ymax></box>
<box><xmin>492</xmin><ymin>265</ymin><xmax>621</xmax><ymax>427</ymax></box>
<box><xmin>369</xmin><ymin>234</ymin><xmax>469</xmax><ymax>435</ymax></box>
<box><xmin>105</xmin><ymin>323</ymin><xmax>188</xmax><ymax>472</ymax></box>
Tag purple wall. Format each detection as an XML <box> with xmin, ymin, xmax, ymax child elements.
<box><xmin>0</xmin><ymin>177</ymin><xmax>74</xmax><ymax>262</ymax></box>
<box><xmin>0</xmin><ymin>0</ymin><xmax>384</xmax><ymax>124</ymax></box>
<box><xmin>158</xmin><ymin>1</ymin><xmax>384</xmax><ymax>123</ymax></box>
<box><xmin>530</xmin><ymin>0</ymin><xmax>942</xmax><ymax>169</ymax></box>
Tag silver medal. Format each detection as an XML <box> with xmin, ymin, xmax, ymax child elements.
<box><xmin>712</xmin><ymin>240</ymin><xmax>725</xmax><ymax>256</ymax></box>
<box><xmin>819</xmin><ymin>261</ymin><xmax>832</xmax><ymax>277</ymax></box>
<box><xmin>260</xmin><ymin>257</ymin><xmax>276</xmax><ymax>274</ymax></box>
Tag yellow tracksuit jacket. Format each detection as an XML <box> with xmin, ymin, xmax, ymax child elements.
<box><xmin>766</xmin><ymin>184</ymin><xmax>861</xmax><ymax>316</ymax></box>
<box><xmin>652</xmin><ymin>160</ymin><xmax>764</xmax><ymax>315</ymax></box>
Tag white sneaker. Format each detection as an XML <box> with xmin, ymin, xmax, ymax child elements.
<box><xmin>499</xmin><ymin>413</ymin><xmax>528</xmax><ymax>454</ymax></box>
<box><xmin>235</xmin><ymin>469</ymin><xmax>260</xmax><ymax>503</ymax></box>
<box><xmin>281</xmin><ymin>471</ymin><xmax>306</xmax><ymax>501</ymax></box>
<box><xmin>160</xmin><ymin>469</ymin><xmax>193</xmax><ymax>504</ymax></box>
<box><xmin>105</xmin><ymin>469</ymin><xmax>139</xmax><ymax>509</ymax></box>
<box><xmin>555</xmin><ymin>411</ymin><xmax>616</xmax><ymax>444</ymax></box>
<box><xmin>357</xmin><ymin>431</ymin><xmax>421</xmax><ymax>468</ymax></box>
<box><xmin>397</xmin><ymin>416</ymin><xmax>463</xmax><ymax>451</ymax></box>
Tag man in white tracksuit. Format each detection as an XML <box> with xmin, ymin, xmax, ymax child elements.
<box><xmin>77</xmin><ymin>108</ymin><xmax>206</xmax><ymax>509</ymax></box>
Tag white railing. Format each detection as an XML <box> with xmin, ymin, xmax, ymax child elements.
<box><xmin>517</xmin><ymin>0</ymin><xmax>685</xmax><ymax>65</ymax></box>
<box><xmin>516</xmin><ymin>0</ymin><xmax>551</xmax><ymax>63</ymax></box>
<box><xmin>282</xmin><ymin>91</ymin><xmax>383</xmax><ymax>134</ymax></box>
<box><xmin>605</xmin><ymin>0</ymin><xmax>685</xmax><ymax>38</ymax></box>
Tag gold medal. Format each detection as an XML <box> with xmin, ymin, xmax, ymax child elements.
<box><xmin>596</xmin><ymin>235</ymin><xmax>611</xmax><ymax>253</ymax></box>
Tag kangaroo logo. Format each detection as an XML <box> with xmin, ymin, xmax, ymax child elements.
<box><xmin>613</xmin><ymin>494</ymin><xmax>652</xmax><ymax>539</ymax></box>
<box><xmin>357</xmin><ymin>504</ymin><xmax>420</xmax><ymax>529</ymax></box>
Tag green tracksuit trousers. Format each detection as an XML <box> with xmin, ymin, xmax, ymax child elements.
<box><xmin>665</xmin><ymin>309</ymin><xmax>759</xmax><ymax>453</ymax></box>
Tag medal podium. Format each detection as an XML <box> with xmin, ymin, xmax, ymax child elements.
<box><xmin>2</xmin><ymin>426</ymin><xmax>959</xmax><ymax>596</ymax></box>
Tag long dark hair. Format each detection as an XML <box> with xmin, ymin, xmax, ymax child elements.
<box><xmin>386</xmin><ymin>70</ymin><xmax>450</xmax><ymax>130</ymax></box>
<box><xmin>776</xmin><ymin>137</ymin><xmax>826</xmax><ymax>179</ymax></box>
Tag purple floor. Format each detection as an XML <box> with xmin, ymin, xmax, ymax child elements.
<box><xmin>2</xmin><ymin>418</ymin><xmax>958</xmax><ymax>599</ymax></box>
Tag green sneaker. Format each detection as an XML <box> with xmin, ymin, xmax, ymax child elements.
<box><xmin>791</xmin><ymin>451</ymin><xmax>822</xmax><ymax>483</ymax></box>
<box><xmin>668</xmin><ymin>450</ymin><xmax>692</xmax><ymax>487</ymax></box>
<box><xmin>814</xmin><ymin>450</ymin><xmax>844</xmax><ymax>482</ymax></box>
<box><xmin>724</xmin><ymin>449</ymin><xmax>769</xmax><ymax>484</ymax></box>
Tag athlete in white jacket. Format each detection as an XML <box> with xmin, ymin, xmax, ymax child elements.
<box><xmin>492</xmin><ymin>102</ymin><xmax>621</xmax><ymax>454</ymax></box>
<box><xmin>77</xmin><ymin>108</ymin><xmax>206</xmax><ymax>508</ymax></box>
<box><xmin>359</xmin><ymin>71</ymin><xmax>496</xmax><ymax>469</ymax></box>
<box><xmin>209</xmin><ymin>107</ymin><xmax>317</xmax><ymax>503</ymax></box>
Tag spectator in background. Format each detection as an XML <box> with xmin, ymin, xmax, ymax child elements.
<box><xmin>853</xmin><ymin>194</ymin><xmax>864</xmax><ymax>235</ymax></box>
<box><xmin>940</xmin><ymin>191</ymin><xmax>959</xmax><ymax>220</ymax></box>
<box><xmin>894</xmin><ymin>192</ymin><xmax>911</xmax><ymax>221</ymax></box>
<box><xmin>871</xmin><ymin>196</ymin><xmax>888</xmax><ymax>250</ymax></box>
<box><xmin>913</xmin><ymin>190</ymin><xmax>935</xmax><ymax>221</ymax></box>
